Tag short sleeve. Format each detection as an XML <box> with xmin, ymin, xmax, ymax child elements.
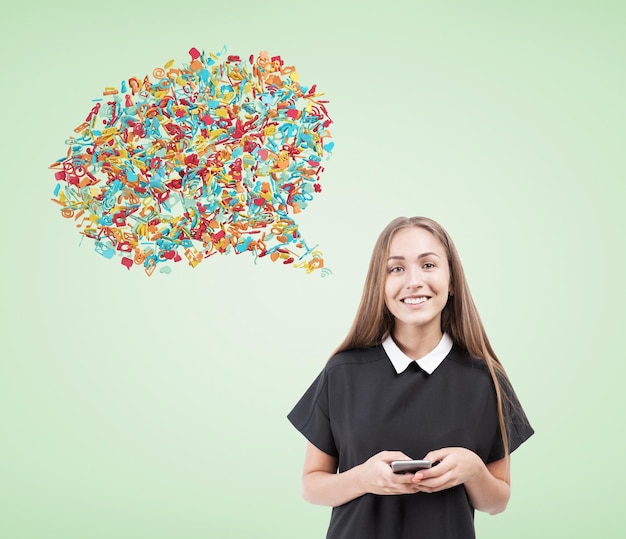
<box><xmin>287</xmin><ymin>367</ymin><xmax>339</xmax><ymax>457</ymax></box>
<box><xmin>487</xmin><ymin>373</ymin><xmax>535</xmax><ymax>462</ymax></box>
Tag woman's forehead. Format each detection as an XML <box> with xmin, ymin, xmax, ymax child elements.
<box><xmin>388</xmin><ymin>226</ymin><xmax>447</xmax><ymax>255</ymax></box>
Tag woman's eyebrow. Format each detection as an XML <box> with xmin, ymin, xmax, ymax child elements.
<box><xmin>418</xmin><ymin>251</ymin><xmax>441</xmax><ymax>259</ymax></box>
<box><xmin>387</xmin><ymin>252</ymin><xmax>441</xmax><ymax>261</ymax></box>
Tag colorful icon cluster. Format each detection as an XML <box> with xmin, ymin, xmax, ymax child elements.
<box><xmin>50</xmin><ymin>47</ymin><xmax>333</xmax><ymax>275</ymax></box>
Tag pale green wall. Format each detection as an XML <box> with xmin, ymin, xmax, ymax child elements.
<box><xmin>1</xmin><ymin>0</ymin><xmax>625</xmax><ymax>537</ymax></box>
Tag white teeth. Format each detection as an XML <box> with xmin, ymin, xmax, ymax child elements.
<box><xmin>403</xmin><ymin>297</ymin><xmax>427</xmax><ymax>305</ymax></box>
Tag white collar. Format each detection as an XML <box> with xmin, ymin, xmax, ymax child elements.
<box><xmin>382</xmin><ymin>333</ymin><xmax>453</xmax><ymax>375</ymax></box>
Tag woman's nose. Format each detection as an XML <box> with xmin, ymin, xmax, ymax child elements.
<box><xmin>405</xmin><ymin>267</ymin><xmax>423</xmax><ymax>288</ymax></box>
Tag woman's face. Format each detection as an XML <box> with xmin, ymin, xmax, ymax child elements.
<box><xmin>384</xmin><ymin>226</ymin><xmax>452</xmax><ymax>337</ymax></box>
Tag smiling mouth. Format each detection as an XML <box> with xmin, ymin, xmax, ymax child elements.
<box><xmin>402</xmin><ymin>297</ymin><xmax>429</xmax><ymax>305</ymax></box>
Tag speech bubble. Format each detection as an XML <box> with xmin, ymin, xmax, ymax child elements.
<box><xmin>50</xmin><ymin>47</ymin><xmax>334</xmax><ymax>276</ymax></box>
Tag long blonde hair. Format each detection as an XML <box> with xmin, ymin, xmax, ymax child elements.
<box><xmin>334</xmin><ymin>216</ymin><xmax>512</xmax><ymax>458</ymax></box>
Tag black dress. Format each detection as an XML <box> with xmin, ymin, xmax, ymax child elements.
<box><xmin>288</xmin><ymin>344</ymin><xmax>534</xmax><ymax>539</ymax></box>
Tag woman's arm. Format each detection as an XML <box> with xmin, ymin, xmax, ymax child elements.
<box><xmin>301</xmin><ymin>442</ymin><xmax>423</xmax><ymax>507</ymax></box>
<box><xmin>412</xmin><ymin>447</ymin><xmax>511</xmax><ymax>515</ymax></box>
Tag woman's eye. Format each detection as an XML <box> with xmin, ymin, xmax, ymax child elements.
<box><xmin>423</xmin><ymin>262</ymin><xmax>436</xmax><ymax>269</ymax></box>
<box><xmin>388</xmin><ymin>266</ymin><xmax>404</xmax><ymax>273</ymax></box>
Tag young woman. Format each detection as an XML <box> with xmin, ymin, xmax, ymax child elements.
<box><xmin>288</xmin><ymin>216</ymin><xmax>534</xmax><ymax>539</ymax></box>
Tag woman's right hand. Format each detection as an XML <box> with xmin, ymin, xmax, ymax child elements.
<box><xmin>302</xmin><ymin>443</ymin><xmax>423</xmax><ymax>506</ymax></box>
<box><xmin>356</xmin><ymin>450</ymin><xmax>424</xmax><ymax>496</ymax></box>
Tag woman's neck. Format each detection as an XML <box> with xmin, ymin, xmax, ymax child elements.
<box><xmin>391</xmin><ymin>325</ymin><xmax>444</xmax><ymax>360</ymax></box>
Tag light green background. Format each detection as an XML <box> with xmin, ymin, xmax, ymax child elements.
<box><xmin>1</xmin><ymin>0</ymin><xmax>624</xmax><ymax>537</ymax></box>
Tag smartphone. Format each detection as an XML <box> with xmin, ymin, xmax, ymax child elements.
<box><xmin>390</xmin><ymin>459</ymin><xmax>432</xmax><ymax>474</ymax></box>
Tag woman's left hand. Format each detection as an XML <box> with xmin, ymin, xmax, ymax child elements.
<box><xmin>410</xmin><ymin>447</ymin><xmax>483</xmax><ymax>493</ymax></box>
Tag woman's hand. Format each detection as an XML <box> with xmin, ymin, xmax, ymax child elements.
<box><xmin>301</xmin><ymin>444</ymin><xmax>425</xmax><ymax>506</ymax></box>
<box><xmin>410</xmin><ymin>447</ymin><xmax>511</xmax><ymax>514</ymax></box>
<box><xmin>301</xmin><ymin>443</ymin><xmax>511</xmax><ymax>510</ymax></box>
<box><xmin>356</xmin><ymin>450</ymin><xmax>425</xmax><ymax>496</ymax></box>
<box><xmin>410</xmin><ymin>447</ymin><xmax>483</xmax><ymax>493</ymax></box>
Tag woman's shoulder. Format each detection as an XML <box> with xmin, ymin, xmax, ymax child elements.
<box><xmin>447</xmin><ymin>344</ymin><xmax>488</xmax><ymax>370</ymax></box>
<box><xmin>446</xmin><ymin>345</ymin><xmax>517</xmax><ymax>394</ymax></box>
<box><xmin>326</xmin><ymin>345</ymin><xmax>386</xmax><ymax>371</ymax></box>
<box><xmin>445</xmin><ymin>345</ymin><xmax>500</xmax><ymax>385</ymax></box>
